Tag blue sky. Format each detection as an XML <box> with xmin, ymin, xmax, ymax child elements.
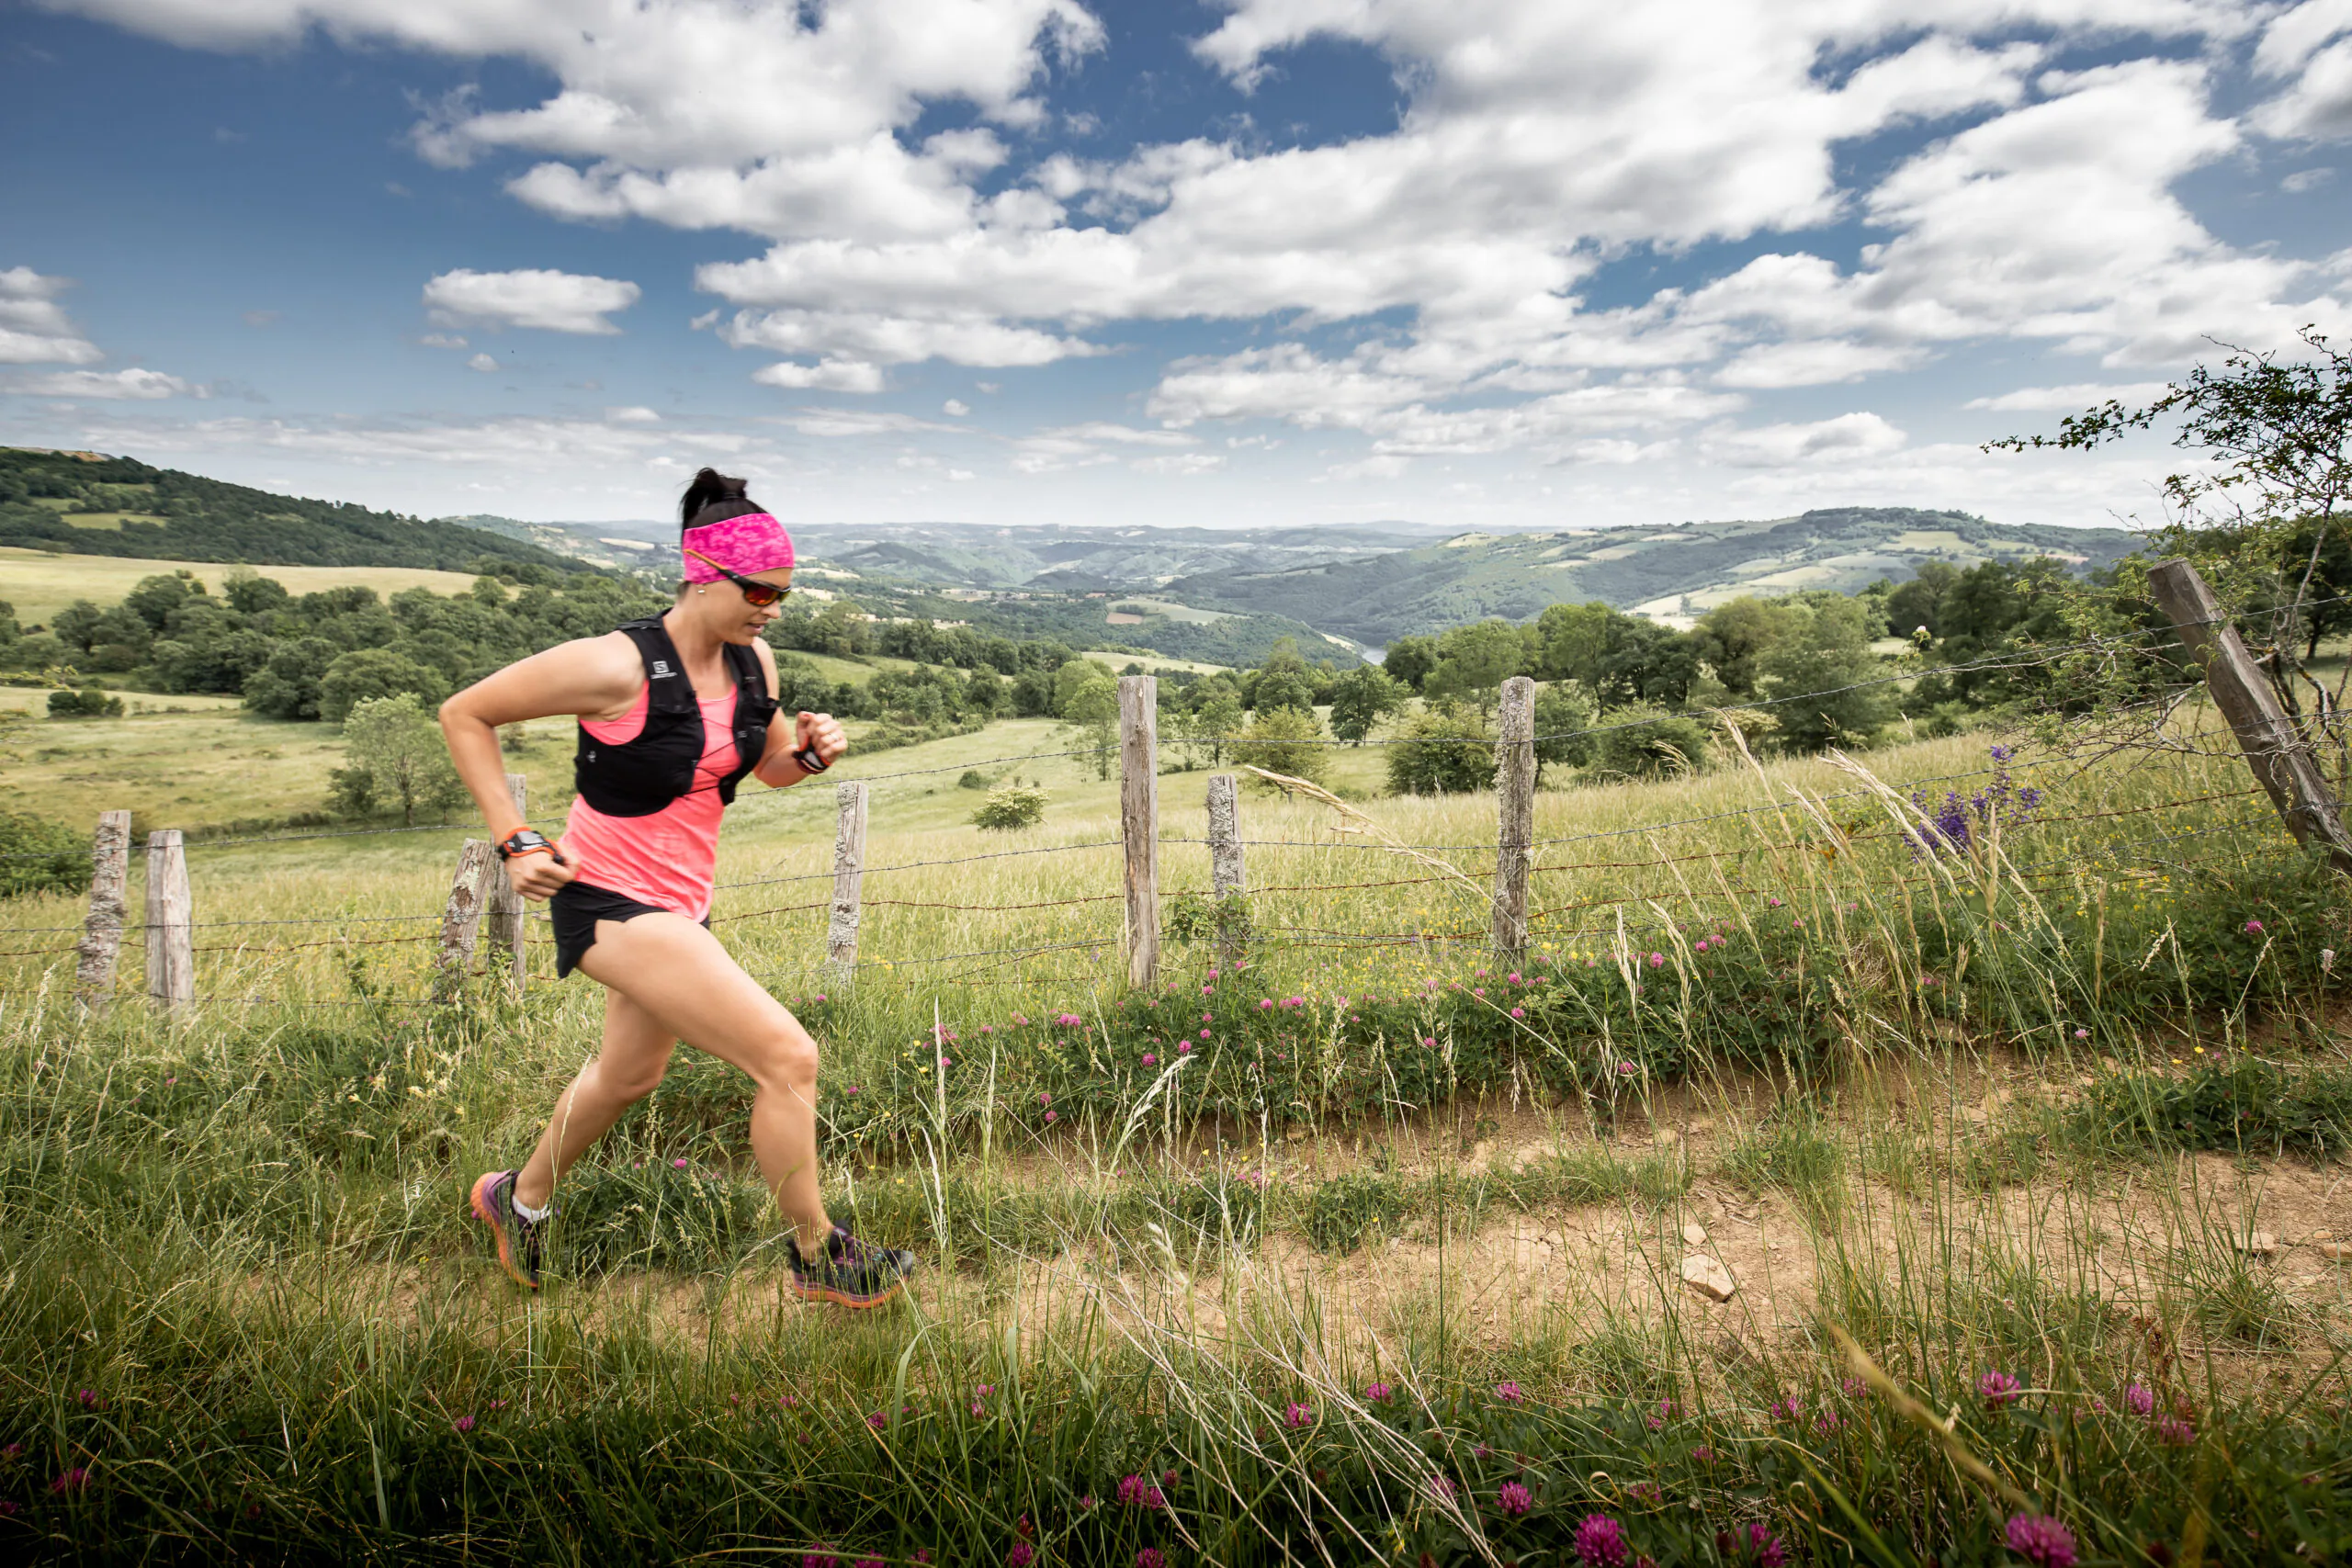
<box><xmin>2</xmin><ymin>0</ymin><xmax>2348</xmax><ymax>532</ymax></box>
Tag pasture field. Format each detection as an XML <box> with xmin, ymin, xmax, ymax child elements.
<box><xmin>0</xmin><ymin>547</ymin><xmax>488</xmax><ymax>626</ymax></box>
<box><xmin>6</xmin><ymin>720</ymin><xmax>2352</xmax><ymax>1562</ymax></box>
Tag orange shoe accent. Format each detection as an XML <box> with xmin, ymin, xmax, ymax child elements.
<box><xmin>470</xmin><ymin>1172</ymin><xmax>540</xmax><ymax>1292</ymax></box>
<box><xmin>789</xmin><ymin>1277</ymin><xmax>907</xmax><ymax>1310</ymax></box>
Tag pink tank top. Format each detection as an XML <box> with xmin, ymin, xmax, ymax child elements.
<box><xmin>559</xmin><ymin>682</ymin><xmax>738</xmax><ymax>921</ymax></box>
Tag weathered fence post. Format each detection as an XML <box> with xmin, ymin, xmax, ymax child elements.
<box><xmin>1120</xmin><ymin>675</ymin><xmax>1160</xmax><ymax>988</ymax></box>
<box><xmin>481</xmin><ymin>773</ymin><xmax>528</xmax><ymax>987</ymax></box>
<box><xmin>827</xmin><ymin>780</ymin><xmax>867</xmax><ymax>982</ymax></box>
<box><xmin>75</xmin><ymin>808</ymin><xmax>131</xmax><ymax>1010</ymax></box>
<box><xmin>143</xmin><ymin>829</ymin><xmax>193</xmax><ymax>1011</ymax></box>
<box><xmin>2148</xmin><ymin>558</ymin><xmax>2352</xmax><ymax>875</ymax></box>
<box><xmin>1493</xmin><ymin>674</ymin><xmax>1536</xmax><ymax>956</ymax></box>
<box><xmin>1206</xmin><ymin>773</ymin><xmax>1246</xmax><ymax>971</ymax></box>
<box><xmin>434</xmin><ymin>839</ymin><xmax>500</xmax><ymax>1001</ymax></box>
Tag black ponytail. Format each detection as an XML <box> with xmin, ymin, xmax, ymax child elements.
<box><xmin>681</xmin><ymin>468</ymin><xmax>760</xmax><ymax>531</ymax></box>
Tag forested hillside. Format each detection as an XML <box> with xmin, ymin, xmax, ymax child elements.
<box><xmin>1162</xmin><ymin>508</ymin><xmax>2144</xmax><ymax>646</ymax></box>
<box><xmin>0</xmin><ymin>447</ymin><xmax>583</xmax><ymax>572</ymax></box>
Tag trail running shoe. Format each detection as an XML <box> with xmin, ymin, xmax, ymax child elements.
<box><xmin>469</xmin><ymin>1169</ymin><xmax>548</xmax><ymax>1291</ymax></box>
<box><xmin>790</xmin><ymin>1226</ymin><xmax>914</xmax><ymax>1309</ymax></box>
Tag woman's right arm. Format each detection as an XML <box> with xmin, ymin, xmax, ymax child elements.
<box><xmin>439</xmin><ymin>633</ymin><xmax>641</xmax><ymax>897</ymax></box>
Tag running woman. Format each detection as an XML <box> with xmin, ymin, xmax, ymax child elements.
<box><xmin>439</xmin><ymin>468</ymin><xmax>913</xmax><ymax>1308</ymax></box>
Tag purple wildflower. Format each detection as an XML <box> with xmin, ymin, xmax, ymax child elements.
<box><xmin>76</xmin><ymin>1389</ymin><xmax>98</xmax><ymax>1409</ymax></box>
<box><xmin>1979</xmin><ymin>1371</ymin><xmax>2023</xmax><ymax>1408</ymax></box>
<box><xmin>1497</xmin><ymin>1480</ymin><xmax>1533</xmax><ymax>1517</ymax></box>
<box><xmin>2156</xmin><ymin>1416</ymin><xmax>2195</xmax><ymax>1446</ymax></box>
<box><xmin>1747</xmin><ymin>1524</ymin><xmax>1788</xmax><ymax>1568</ymax></box>
<box><xmin>1284</xmin><ymin>1401</ymin><xmax>1313</xmax><ymax>1427</ymax></box>
<box><xmin>803</xmin><ymin>1551</ymin><xmax>839</xmax><ymax>1568</ymax></box>
<box><xmin>1495</xmin><ymin>1381</ymin><xmax>1523</xmax><ymax>1404</ymax></box>
<box><xmin>2246</xmin><ymin>919</ymin><xmax>2266</xmax><ymax>933</ymax></box>
<box><xmin>1363</xmin><ymin>1382</ymin><xmax>1393</xmax><ymax>1402</ymax></box>
<box><xmin>2004</xmin><ymin>1515</ymin><xmax>2078</xmax><ymax>1568</ymax></box>
<box><xmin>2124</xmin><ymin>1382</ymin><xmax>2154</xmax><ymax>1417</ymax></box>
<box><xmin>866</xmin><ymin>1412</ymin><xmax>888</xmax><ymax>1430</ymax></box>
<box><xmin>1429</xmin><ymin>1474</ymin><xmax>1458</xmax><ymax>1501</ymax></box>
<box><xmin>1141</xmin><ymin>1053</ymin><xmax>1158</xmax><ymax>1067</ymax></box>
<box><xmin>1008</xmin><ymin>1543</ymin><xmax>1035</xmax><ymax>1568</ymax></box>
<box><xmin>453</xmin><ymin>1415</ymin><xmax>476</xmax><ymax>1433</ymax></box>
<box><xmin>1136</xmin><ymin>1551</ymin><xmax>1167</xmax><ymax>1568</ymax></box>
<box><xmin>673</xmin><ymin>1157</ymin><xmax>689</xmax><ymax>1169</ymax></box>
<box><xmin>1574</xmin><ymin>1513</ymin><xmax>1629</xmax><ymax>1566</ymax></box>
<box><xmin>49</xmin><ymin>1467</ymin><xmax>88</xmax><ymax>1495</ymax></box>
<box><xmin>1648</xmin><ymin>953</ymin><xmax>1664</xmax><ymax>968</ymax></box>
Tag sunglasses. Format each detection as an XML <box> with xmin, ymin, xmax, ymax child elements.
<box><xmin>684</xmin><ymin>547</ymin><xmax>793</xmax><ymax>608</ymax></box>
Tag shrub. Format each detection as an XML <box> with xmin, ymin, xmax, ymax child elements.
<box><xmin>972</xmin><ymin>784</ymin><xmax>1047</xmax><ymax>830</ymax></box>
<box><xmin>1589</xmin><ymin>703</ymin><xmax>1712</xmax><ymax>779</ymax></box>
<box><xmin>1228</xmin><ymin>705</ymin><xmax>1332</xmax><ymax>786</ymax></box>
<box><xmin>0</xmin><ymin>810</ymin><xmax>90</xmax><ymax>899</ymax></box>
<box><xmin>956</xmin><ymin>770</ymin><xmax>992</xmax><ymax>791</ymax></box>
<box><xmin>1386</xmin><ymin>705</ymin><xmax>1494</xmax><ymax>794</ymax></box>
<box><xmin>1304</xmin><ymin>1172</ymin><xmax>1408</xmax><ymax>1253</ymax></box>
<box><xmin>47</xmin><ymin>687</ymin><xmax>123</xmax><ymax>718</ymax></box>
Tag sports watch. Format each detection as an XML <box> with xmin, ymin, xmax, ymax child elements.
<box><xmin>496</xmin><ymin>828</ymin><xmax>563</xmax><ymax>863</ymax></box>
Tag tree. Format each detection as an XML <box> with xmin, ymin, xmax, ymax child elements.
<box><xmin>1386</xmin><ymin>706</ymin><xmax>1495</xmax><ymax>795</ymax></box>
<box><xmin>1056</xmin><ymin>665</ymin><xmax>1121</xmax><ymax>781</ymax></box>
<box><xmin>1248</xmin><ymin>637</ymin><xmax>1316</xmax><ymax>714</ymax></box>
<box><xmin>1423</xmin><ymin>618</ymin><xmax>1526</xmax><ymax>712</ymax></box>
<box><xmin>1884</xmin><ymin>561</ymin><xmax>1959</xmax><ymax>642</ymax></box>
<box><xmin>1530</xmin><ymin>602</ymin><xmax>1616</xmax><ymax>686</ymax></box>
<box><xmin>340</xmin><ymin>694</ymin><xmax>465</xmax><ymax>827</ymax></box>
<box><xmin>1228</xmin><ymin>705</ymin><xmax>1332</xmax><ymax>787</ymax></box>
<box><xmin>1532</xmin><ymin>682</ymin><xmax>1597</xmax><ymax>779</ymax></box>
<box><xmin>1380</xmin><ymin>635</ymin><xmax>1440</xmax><ymax>693</ymax></box>
<box><xmin>1327</xmin><ymin>665</ymin><xmax>1406</xmax><ymax>743</ymax></box>
<box><xmin>319</xmin><ymin>648</ymin><xmax>450</xmax><ymax>725</ymax></box>
<box><xmin>1173</xmin><ymin>690</ymin><xmax>1244</xmax><ymax>768</ymax></box>
<box><xmin>1690</xmin><ymin>597</ymin><xmax>1794</xmax><ymax>698</ymax></box>
<box><xmin>1992</xmin><ymin>325</ymin><xmax>2351</xmax><ymax>722</ymax></box>
<box><xmin>1756</xmin><ymin>596</ymin><xmax>1890</xmax><ymax>752</ymax></box>
<box><xmin>243</xmin><ymin>637</ymin><xmax>340</xmax><ymax>721</ymax></box>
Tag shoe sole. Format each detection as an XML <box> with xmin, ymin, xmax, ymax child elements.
<box><xmin>790</xmin><ymin>1277</ymin><xmax>907</xmax><ymax>1310</ymax></box>
<box><xmin>469</xmin><ymin>1172</ymin><xmax>540</xmax><ymax>1292</ymax></box>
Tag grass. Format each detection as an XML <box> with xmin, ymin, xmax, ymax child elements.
<box><xmin>0</xmin><ymin>547</ymin><xmax>485</xmax><ymax>626</ymax></box>
<box><xmin>7</xmin><ymin>716</ymin><xmax>2352</xmax><ymax>1559</ymax></box>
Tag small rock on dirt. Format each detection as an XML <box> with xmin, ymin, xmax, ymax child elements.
<box><xmin>1680</xmin><ymin>1254</ymin><xmax>1737</xmax><ymax>1303</ymax></box>
<box><xmin>2320</xmin><ymin>1242</ymin><xmax>2352</xmax><ymax>1262</ymax></box>
<box><xmin>2235</xmin><ymin>1231</ymin><xmax>2279</xmax><ymax>1256</ymax></box>
<box><xmin>1682</xmin><ymin>1222</ymin><xmax>1708</xmax><ymax>1246</ymax></box>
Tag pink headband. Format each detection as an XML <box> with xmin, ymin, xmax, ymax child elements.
<box><xmin>683</xmin><ymin>512</ymin><xmax>794</xmax><ymax>582</ymax></box>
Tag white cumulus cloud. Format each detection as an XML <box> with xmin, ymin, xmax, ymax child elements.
<box><xmin>1703</xmin><ymin>412</ymin><xmax>1907</xmax><ymax>467</ymax></box>
<box><xmin>7</xmin><ymin>367</ymin><xmax>195</xmax><ymax>399</ymax></box>
<box><xmin>424</xmin><ymin>267</ymin><xmax>641</xmax><ymax>335</ymax></box>
<box><xmin>0</xmin><ymin>267</ymin><xmax>104</xmax><ymax>365</ymax></box>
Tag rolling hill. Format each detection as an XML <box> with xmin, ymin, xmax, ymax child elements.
<box><xmin>1158</xmin><ymin>508</ymin><xmax>2146</xmax><ymax>647</ymax></box>
<box><xmin>0</xmin><ymin>448</ymin><xmax>585</xmax><ymax>574</ymax></box>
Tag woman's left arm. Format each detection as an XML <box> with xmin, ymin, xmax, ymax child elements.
<box><xmin>749</xmin><ymin>640</ymin><xmax>848</xmax><ymax>787</ymax></box>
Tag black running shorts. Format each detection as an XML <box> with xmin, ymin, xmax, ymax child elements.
<box><xmin>548</xmin><ymin>880</ymin><xmax>708</xmax><ymax>979</ymax></box>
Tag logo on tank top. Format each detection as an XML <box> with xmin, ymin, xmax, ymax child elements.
<box><xmin>650</xmin><ymin>660</ymin><xmax>674</xmax><ymax>678</ymax></box>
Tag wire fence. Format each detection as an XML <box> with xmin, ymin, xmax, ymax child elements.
<box><xmin>1</xmin><ymin>583</ymin><xmax>2332</xmax><ymax>1007</ymax></box>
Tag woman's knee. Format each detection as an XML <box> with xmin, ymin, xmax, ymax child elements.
<box><xmin>752</xmin><ymin>1028</ymin><xmax>820</xmax><ymax>1091</ymax></box>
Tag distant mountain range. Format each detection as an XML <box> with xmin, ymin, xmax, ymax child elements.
<box><xmin>0</xmin><ymin>446</ymin><xmax>2144</xmax><ymax>668</ymax></box>
<box><xmin>486</xmin><ymin>506</ymin><xmax>2143</xmax><ymax>652</ymax></box>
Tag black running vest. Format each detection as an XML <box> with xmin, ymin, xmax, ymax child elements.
<box><xmin>572</xmin><ymin>616</ymin><xmax>778</xmax><ymax>818</ymax></box>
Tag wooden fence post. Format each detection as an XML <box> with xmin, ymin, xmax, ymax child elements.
<box><xmin>75</xmin><ymin>808</ymin><xmax>131</xmax><ymax>1011</ymax></box>
<box><xmin>2148</xmin><ymin>558</ymin><xmax>2352</xmax><ymax>874</ymax></box>
<box><xmin>482</xmin><ymin>773</ymin><xmax>528</xmax><ymax>987</ymax></box>
<box><xmin>1120</xmin><ymin>675</ymin><xmax>1160</xmax><ymax>988</ymax></box>
<box><xmin>1493</xmin><ymin>674</ymin><xmax>1535</xmax><ymax>956</ymax></box>
<box><xmin>827</xmin><ymin>781</ymin><xmax>867</xmax><ymax>982</ymax></box>
<box><xmin>434</xmin><ymin>839</ymin><xmax>499</xmax><ymax>1001</ymax></box>
<box><xmin>1206</xmin><ymin>773</ymin><xmax>1246</xmax><ymax>971</ymax></box>
<box><xmin>143</xmin><ymin>829</ymin><xmax>193</xmax><ymax>1011</ymax></box>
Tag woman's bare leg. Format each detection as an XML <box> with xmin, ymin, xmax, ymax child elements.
<box><xmin>571</xmin><ymin>913</ymin><xmax>832</xmax><ymax>1252</ymax></box>
<box><xmin>513</xmin><ymin>983</ymin><xmax>676</xmax><ymax>1212</ymax></box>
